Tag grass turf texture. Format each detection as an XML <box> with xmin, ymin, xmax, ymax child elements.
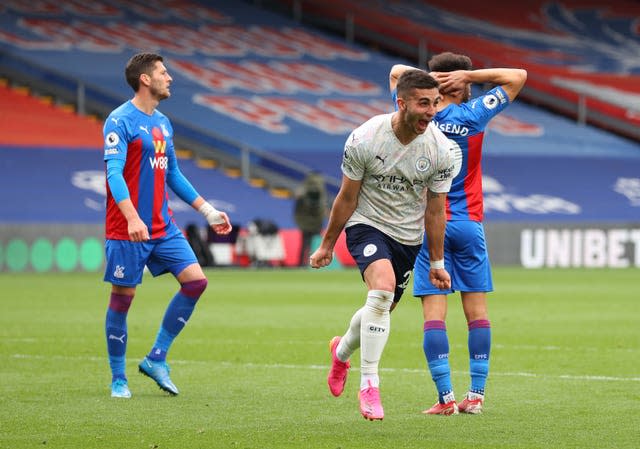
<box><xmin>0</xmin><ymin>268</ymin><xmax>638</xmax><ymax>449</ymax></box>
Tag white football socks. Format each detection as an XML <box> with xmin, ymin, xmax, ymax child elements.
<box><xmin>359</xmin><ymin>290</ymin><xmax>394</xmax><ymax>390</ymax></box>
<box><xmin>336</xmin><ymin>307</ymin><xmax>363</xmax><ymax>362</ymax></box>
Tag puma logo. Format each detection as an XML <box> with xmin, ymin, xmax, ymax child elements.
<box><xmin>108</xmin><ymin>334</ymin><xmax>126</xmax><ymax>343</ymax></box>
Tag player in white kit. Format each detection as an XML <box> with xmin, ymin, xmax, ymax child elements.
<box><xmin>309</xmin><ymin>70</ymin><xmax>455</xmax><ymax>420</ymax></box>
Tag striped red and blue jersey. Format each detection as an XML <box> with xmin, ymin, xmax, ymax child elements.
<box><xmin>103</xmin><ymin>100</ymin><xmax>180</xmax><ymax>240</ymax></box>
<box><xmin>432</xmin><ymin>86</ymin><xmax>510</xmax><ymax>222</ymax></box>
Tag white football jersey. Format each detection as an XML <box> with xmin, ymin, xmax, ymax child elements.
<box><xmin>342</xmin><ymin>113</ymin><xmax>454</xmax><ymax>245</ymax></box>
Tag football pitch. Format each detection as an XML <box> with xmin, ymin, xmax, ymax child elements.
<box><xmin>1</xmin><ymin>268</ymin><xmax>638</xmax><ymax>449</ymax></box>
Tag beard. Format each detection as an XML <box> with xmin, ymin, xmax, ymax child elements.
<box><xmin>150</xmin><ymin>83</ymin><xmax>170</xmax><ymax>100</ymax></box>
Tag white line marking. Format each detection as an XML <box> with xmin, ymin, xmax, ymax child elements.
<box><xmin>8</xmin><ymin>354</ymin><xmax>640</xmax><ymax>382</ymax></box>
<box><xmin>10</xmin><ymin>337</ymin><xmax>638</xmax><ymax>354</ymax></box>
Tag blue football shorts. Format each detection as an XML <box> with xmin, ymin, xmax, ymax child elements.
<box><xmin>346</xmin><ymin>224</ymin><xmax>421</xmax><ymax>302</ymax></box>
<box><xmin>413</xmin><ymin>220</ymin><xmax>493</xmax><ymax>296</ymax></box>
<box><xmin>104</xmin><ymin>232</ymin><xmax>198</xmax><ymax>287</ymax></box>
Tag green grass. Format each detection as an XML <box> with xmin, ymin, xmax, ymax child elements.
<box><xmin>1</xmin><ymin>268</ymin><xmax>638</xmax><ymax>449</ymax></box>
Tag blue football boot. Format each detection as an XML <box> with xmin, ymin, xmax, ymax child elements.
<box><xmin>110</xmin><ymin>378</ymin><xmax>131</xmax><ymax>398</ymax></box>
<box><xmin>138</xmin><ymin>356</ymin><xmax>179</xmax><ymax>395</ymax></box>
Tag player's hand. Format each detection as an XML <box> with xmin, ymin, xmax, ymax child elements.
<box><xmin>309</xmin><ymin>247</ymin><xmax>333</xmax><ymax>269</ymax></box>
<box><xmin>210</xmin><ymin>212</ymin><xmax>232</xmax><ymax>235</ymax></box>
<box><xmin>128</xmin><ymin>217</ymin><xmax>149</xmax><ymax>242</ymax></box>
<box><xmin>430</xmin><ymin>70</ymin><xmax>468</xmax><ymax>95</ymax></box>
<box><xmin>429</xmin><ymin>268</ymin><xmax>451</xmax><ymax>291</ymax></box>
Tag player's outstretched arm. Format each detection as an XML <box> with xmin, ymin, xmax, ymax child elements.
<box><xmin>433</xmin><ymin>68</ymin><xmax>527</xmax><ymax>102</ymax></box>
<box><xmin>309</xmin><ymin>175</ymin><xmax>360</xmax><ymax>269</ymax></box>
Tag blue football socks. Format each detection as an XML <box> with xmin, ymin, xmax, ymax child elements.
<box><xmin>468</xmin><ymin>319</ymin><xmax>491</xmax><ymax>395</ymax></box>
<box><xmin>106</xmin><ymin>293</ymin><xmax>133</xmax><ymax>382</ymax></box>
<box><xmin>148</xmin><ymin>279</ymin><xmax>207</xmax><ymax>361</ymax></box>
<box><xmin>423</xmin><ymin>320</ymin><xmax>453</xmax><ymax>403</ymax></box>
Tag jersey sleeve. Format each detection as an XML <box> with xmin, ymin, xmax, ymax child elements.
<box><xmin>103</xmin><ymin>114</ymin><xmax>129</xmax><ymax>162</ymax></box>
<box><xmin>461</xmin><ymin>85</ymin><xmax>510</xmax><ymax>130</ymax></box>
<box><xmin>167</xmin><ymin>158</ymin><xmax>199</xmax><ymax>205</ymax></box>
<box><xmin>341</xmin><ymin>132</ymin><xmax>366</xmax><ymax>181</ymax></box>
<box><xmin>160</xmin><ymin>116</ymin><xmax>199</xmax><ymax>205</ymax></box>
<box><xmin>105</xmin><ymin>158</ymin><xmax>129</xmax><ymax>203</ymax></box>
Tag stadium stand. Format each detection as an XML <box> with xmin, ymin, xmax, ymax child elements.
<box><xmin>0</xmin><ymin>73</ymin><xmax>298</xmax><ymax>228</ymax></box>
<box><xmin>0</xmin><ymin>71</ymin><xmax>303</xmax><ymax>267</ymax></box>
<box><xmin>0</xmin><ymin>82</ymin><xmax>103</xmax><ymax>148</ymax></box>
<box><xmin>260</xmin><ymin>0</ymin><xmax>640</xmax><ymax>141</ymax></box>
<box><xmin>0</xmin><ymin>0</ymin><xmax>639</xmax><ymax>270</ymax></box>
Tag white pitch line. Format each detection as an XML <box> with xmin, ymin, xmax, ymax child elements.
<box><xmin>8</xmin><ymin>354</ymin><xmax>640</xmax><ymax>382</ymax></box>
<box><xmin>8</xmin><ymin>337</ymin><xmax>638</xmax><ymax>354</ymax></box>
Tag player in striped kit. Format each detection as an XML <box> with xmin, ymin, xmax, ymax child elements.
<box><xmin>311</xmin><ymin>69</ymin><xmax>454</xmax><ymax>420</ymax></box>
<box><xmin>390</xmin><ymin>53</ymin><xmax>527</xmax><ymax>415</ymax></box>
<box><xmin>103</xmin><ymin>53</ymin><xmax>232</xmax><ymax>398</ymax></box>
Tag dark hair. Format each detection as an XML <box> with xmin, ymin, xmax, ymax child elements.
<box><xmin>396</xmin><ymin>69</ymin><xmax>439</xmax><ymax>98</ymax></box>
<box><xmin>428</xmin><ymin>52</ymin><xmax>472</xmax><ymax>72</ymax></box>
<box><xmin>125</xmin><ymin>53</ymin><xmax>163</xmax><ymax>92</ymax></box>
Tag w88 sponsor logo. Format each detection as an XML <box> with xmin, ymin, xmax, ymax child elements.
<box><xmin>149</xmin><ymin>156</ymin><xmax>168</xmax><ymax>170</ymax></box>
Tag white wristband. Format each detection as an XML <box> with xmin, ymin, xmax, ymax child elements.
<box><xmin>198</xmin><ymin>202</ymin><xmax>224</xmax><ymax>225</ymax></box>
<box><xmin>430</xmin><ymin>259</ymin><xmax>445</xmax><ymax>270</ymax></box>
